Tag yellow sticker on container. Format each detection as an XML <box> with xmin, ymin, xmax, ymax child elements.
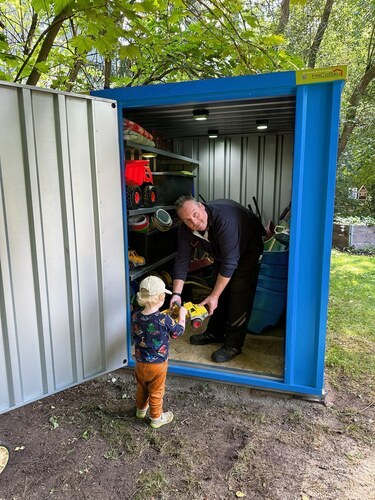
<box><xmin>296</xmin><ymin>65</ymin><xmax>347</xmax><ymax>85</ymax></box>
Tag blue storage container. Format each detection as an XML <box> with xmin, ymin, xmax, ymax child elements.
<box><xmin>248</xmin><ymin>286</ymin><xmax>287</xmax><ymax>334</ymax></box>
<box><xmin>248</xmin><ymin>308</ymin><xmax>283</xmax><ymax>334</ymax></box>
<box><xmin>262</xmin><ymin>250</ymin><xmax>289</xmax><ymax>267</ymax></box>
<box><xmin>253</xmin><ymin>286</ymin><xmax>287</xmax><ymax>315</ymax></box>
<box><xmin>257</xmin><ymin>274</ymin><xmax>287</xmax><ymax>292</ymax></box>
<box><xmin>259</xmin><ymin>263</ymin><xmax>288</xmax><ymax>279</ymax></box>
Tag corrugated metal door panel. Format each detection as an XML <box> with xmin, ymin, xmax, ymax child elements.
<box><xmin>0</xmin><ymin>83</ymin><xmax>127</xmax><ymax>414</ymax></box>
<box><xmin>91</xmin><ymin>100</ymin><xmax>128</xmax><ymax>370</ymax></box>
<box><xmin>0</xmin><ymin>87</ymin><xmax>45</xmax><ymax>406</ymax></box>
<box><xmin>31</xmin><ymin>91</ymin><xmax>75</xmax><ymax>389</ymax></box>
<box><xmin>66</xmin><ymin>97</ymin><xmax>103</xmax><ymax>378</ymax></box>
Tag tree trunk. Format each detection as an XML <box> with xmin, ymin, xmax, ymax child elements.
<box><xmin>338</xmin><ymin>63</ymin><xmax>375</xmax><ymax>158</ymax></box>
<box><xmin>25</xmin><ymin>9</ymin><xmax>72</xmax><ymax>87</ymax></box>
<box><xmin>104</xmin><ymin>58</ymin><xmax>112</xmax><ymax>88</ymax></box>
<box><xmin>65</xmin><ymin>60</ymin><xmax>84</xmax><ymax>92</ymax></box>
<box><xmin>308</xmin><ymin>0</ymin><xmax>334</xmax><ymax>69</ymax></box>
<box><xmin>276</xmin><ymin>0</ymin><xmax>290</xmax><ymax>35</ymax></box>
<box><xmin>24</xmin><ymin>12</ymin><xmax>38</xmax><ymax>56</ymax></box>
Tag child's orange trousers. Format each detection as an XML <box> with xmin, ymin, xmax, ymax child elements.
<box><xmin>134</xmin><ymin>361</ymin><xmax>168</xmax><ymax>419</ymax></box>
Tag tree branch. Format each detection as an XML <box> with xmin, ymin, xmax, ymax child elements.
<box><xmin>276</xmin><ymin>0</ymin><xmax>290</xmax><ymax>35</ymax></box>
<box><xmin>24</xmin><ymin>12</ymin><xmax>38</xmax><ymax>56</ymax></box>
<box><xmin>14</xmin><ymin>8</ymin><xmax>74</xmax><ymax>84</ymax></box>
<box><xmin>308</xmin><ymin>0</ymin><xmax>334</xmax><ymax>69</ymax></box>
<box><xmin>338</xmin><ymin>62</ymin><xmax>375</xmax><ymax>158</ymax></box>
<box><xmin>25</xmin><ymin>8</ymin><xmax>73</xmax><ymax>86</ymax></box>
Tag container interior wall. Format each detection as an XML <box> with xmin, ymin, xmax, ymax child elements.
<box><xmin>173</xmin><ymin>134</ymin><xmax>293</xmax><ymax>221</ymax></box>
<box><xmin>123</xmin><ymin>132</ymin><xmax>293</xmax><ymax>380</ymax></box>
<box><xmin>0</xmin><ymin>84</ymin><xmax>127</xmax><ymax>414</ymax></box>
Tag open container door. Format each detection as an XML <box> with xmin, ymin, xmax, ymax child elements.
<box><xmin>0</xmin><ymin>82</ymin><xmax>128</xmax><ymax>414</ymax></box>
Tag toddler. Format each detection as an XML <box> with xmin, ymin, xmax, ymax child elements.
<box><xmin>132</xmin><ymin>275</ymin><xmax>187</xmax><ymax>428</ymax></box>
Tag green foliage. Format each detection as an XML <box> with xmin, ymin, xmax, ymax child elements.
<box><xmin>334</xmin><ymin>215</ymin><xmax>375</xmax><ymax>226</ymax></box>
<box><xmin>0</xmin><ymin>0</ymin><xmax>302</xmax><ymax>91</ymax></box>
<box><xmin>0</xmin><ymin>0</ymin><xmax>373</xmax><ymax>185</ymax></box>
<box><xmin>336</xmin><ymin>105</ymin><xmax>375</xmax><ymax>219</ymax></box>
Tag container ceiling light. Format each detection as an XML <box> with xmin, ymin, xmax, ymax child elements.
<box><xmin>142</xmin><ymin>151</ymin><xmax>157</xmax><ymax>158</ymax></box>
<box><xmin>208</xmin><ymin>130</ymin><xmax>218</xmax><ymax>138</ymax></box>
<box><xmin>256</xmin><ymin>119</ymin><xmax>268</xmax><ymax>130</ymax></box>
<box><xmin>193</xmin><ymin>109</ymin><xmax>209</xmax><ymax>121</ymax></box>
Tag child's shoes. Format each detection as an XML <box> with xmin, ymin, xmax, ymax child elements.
<box><xmin>150</xmin><ymin>411</ymin><xmax>174</xmax><ymax>429</ymax></box>
<box><xmin>136</xmin><ymin>405</ymin><xmax>149</xmax><ymax>419</ymax></box>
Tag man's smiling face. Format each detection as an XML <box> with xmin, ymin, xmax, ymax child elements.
<box><xmin>177</xmin><ymin>200</ymin><xmax>208</xmax><ymax>232</ymax></box>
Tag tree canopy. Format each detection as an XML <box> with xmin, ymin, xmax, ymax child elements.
<box><xmin>1</xmin><ymin>0</ymin><xmax>374</xmax><ymax>216</ymax></box>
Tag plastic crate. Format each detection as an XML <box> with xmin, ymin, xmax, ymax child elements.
<box><xmin>259</xmin><ymin>263</ymin><xmax>288</xmax><ymax>279</ymax></box>
<box><xmin>262</xmin><ymin>249</ymin><xmax>289</xmax><ymax>266</ymax></box>
<box><xmin>257</xmin><ymin>274</ymin><xmax>287</xmax><ymax>292</ymax></box>
<box><xmin>152</xmin><ymin>172</ymin><xmax>195</xmax><ymax>205</ymax></box>
<box><xmin>247</xmin><ymin>308</ymin><xmax>282</xmax><ymax>334</ymax></box>
<box><xmin>253</xmin><ymin>286</ymin><xmax>286</xmax><ymax>314</ymax></box>
<box><xmin>248</xmin><ymin>286</ymin><xmax>287</xmax><ymax>334</ymax></box>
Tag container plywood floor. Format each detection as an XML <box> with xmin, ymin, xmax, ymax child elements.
<box><xmin>169</xmin><ymin>320</ymin><xmax>285</xmax><ymax>378</ymax></box>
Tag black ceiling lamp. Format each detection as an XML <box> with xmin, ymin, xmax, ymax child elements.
<box><xmin>208</xmin><ymin>130</ymin><xmax>219</xmax><ymax>139</ymax></box>
<box><xmin>141</xmin><ymin>151</ymin><xmax>157</xmax><ymax>158</ymax></box>
<box><xmin>193</xmin><ymin>109</ymin><xmax>209</xmax><ymax>121</ymax></box>
<box><xmin>256</xmin><ymin>119</ymin><xmax>269</xmax><ymax>130</ymax></box>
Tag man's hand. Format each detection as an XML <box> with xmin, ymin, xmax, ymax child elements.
<box><xmin>169</xmin><ymin>294</ymin><xmax>182</xmax><ymax>309</ymax></box>
<box><xmin>200</xmin><ymin>294</ymin><xmax>219</xmax><ymax>315</ymax></box>
<box><xmin>200</xmin><ymin>274</ymin><xmax>230</xmax><ymax>315</ymax></box>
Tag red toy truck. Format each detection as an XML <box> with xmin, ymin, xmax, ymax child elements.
<box><xmin>125</xmin><ymin>160</ymin><xmax>157</xmax><ymax>210</ymax></box>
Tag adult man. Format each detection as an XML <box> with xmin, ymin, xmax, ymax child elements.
<box><xmin>171</xmin><ymin>196</ymin><xmax>264</xmax><ymax>363</ymax></box>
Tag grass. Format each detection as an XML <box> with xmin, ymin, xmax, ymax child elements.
<box><xmin>326</xmin><ymin>250</ymin><xmax>375</xmax><ymax>387</ymax></box>
<box><xmin>134</xmin><ymin>469</ymin><xmax>168</xmax><ymax>499</ymax></box>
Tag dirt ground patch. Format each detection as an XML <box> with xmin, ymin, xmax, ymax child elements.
<box><xmin>0</xmin><ymin>369</ymin><xmax>374</xmax><ymax>500</ymax></box>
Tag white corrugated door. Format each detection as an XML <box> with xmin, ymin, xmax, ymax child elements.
<box><xmin>0</xmin><ymin>82</ymin><xmax>127</xmax><ymax>414</ymax></box>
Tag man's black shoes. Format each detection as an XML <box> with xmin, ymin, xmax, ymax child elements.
<box><xmin>190</xmin><ymin>333</ymin><xmax>242</xmax><ymax>362</ymax></box>
<box><xmin>190</xmin><ymin>331</ymin><xmax>223</xmax><ymax>345</ymax></box>
<box><xmin>211</xmin><ymin>345</ymin><xmax>242</xmax><ymax>363</ymax></box>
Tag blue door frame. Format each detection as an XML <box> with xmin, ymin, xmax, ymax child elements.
<box><xmin>92</xmin><ymin>69</ymin><xmax>345</xmax><ymax>397</ymax></box>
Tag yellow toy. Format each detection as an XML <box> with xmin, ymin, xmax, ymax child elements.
<box><xmin>128</xmin><ymin>249</ymin><xmax>145</xmax><ymax>269</ymax></box>
<box><xmin>183</xmin><ymin>301</ymin><xmax>209</xmax><ymax>328</ymax></box>
<box><xmin>167</xmin><ymin>301</ymin><xmax>208</xmax><ymax>329</ymax></box>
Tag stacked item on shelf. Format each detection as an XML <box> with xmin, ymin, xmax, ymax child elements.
<box><xmin>152</xmin><ymin>171</ymin><xmax>195</xmax><ymax>205</ymax></box>
<box><xmin>128</xmin><ymin>209</ymin><xmax>179</xmax><ymax>267</ymax></box>
<box><xmin>151</xmin><ymin>209</ymin><xmax>173</xmax><ymax>231</ymax></box>
<box><xmin>128</xmin><ymin>214</ymin><xmax>150</xmax><ymax>233</ymax></box>
<box><xmin>151</xmin><ymin>129</ymin><xmax>173</xmax><ymax>151</ymax></box>
<box><xmin>128</xmin><ymin>250</ymin><xmax>146</xmax><ymax>270</ymax></box>
<box><xmin>125</xmin><ymin>159</ymin><xmax>157</xmax><ymax>209</ymax></box>
<box><xmin>247</xmin><ymin>207</ymin><xmax>290</xmax><ymax>335</ymax></box>
<box><xmin>124</xmin><ymin>119</ymin><xmax>155</xmax><ymax>147</ymax></box>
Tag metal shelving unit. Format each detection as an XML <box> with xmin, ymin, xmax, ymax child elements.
<box><xmin>128</xmin><ymin>205</ymin><xmax>175</xmax><ymax>216</ymax></box>
<box><xmin>129</xmin><ymin>253</ymin><xmax>177</xmax><ymax>281</ymax></box>
<box><xmin>126</xmin><ymin>141</ymin><xmax>199</xmax><ymax>165</ymax></box>
<box><xmin>126</xmin><ymin>142</ymin><xmax>197</xmax><ymax>282</ymax></box>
